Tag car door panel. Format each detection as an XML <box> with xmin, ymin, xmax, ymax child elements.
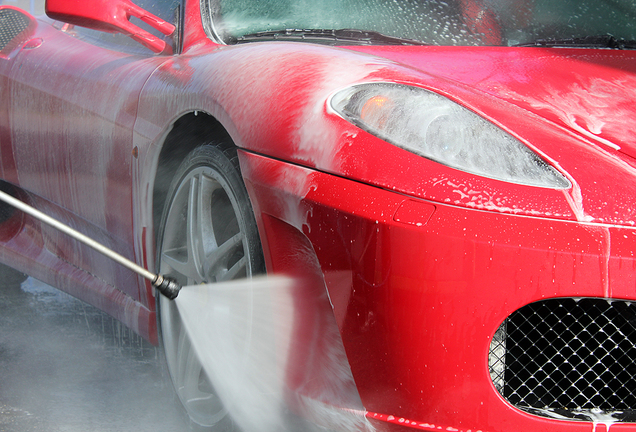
<box><xmin>7</xmin><ymin>20</ymin><xmax>167</xmax><ymax>303</ymax></box>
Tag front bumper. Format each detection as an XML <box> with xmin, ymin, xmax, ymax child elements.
<box><xmin>240</xmin><ymin>150</ymin><xmax>636</xmax><ymax>432</ymax></box>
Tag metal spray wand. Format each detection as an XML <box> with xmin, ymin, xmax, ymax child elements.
<box><xmin>0</xmin><ymin>190</ymin><xmax>181</xmax><ymax>299</ymax></box>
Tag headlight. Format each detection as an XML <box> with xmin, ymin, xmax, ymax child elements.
<box><xmin>330</xmin><ymin>83</ymin><xmax>570</xmax><ymax>189</ymax></box>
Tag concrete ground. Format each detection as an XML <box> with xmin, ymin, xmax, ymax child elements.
<box><xmin>0</xmin><ymin>273</ymin><xmax>190</xmax><ymax>432</ymax></box>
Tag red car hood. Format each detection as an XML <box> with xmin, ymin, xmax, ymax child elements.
<box><xmin>346</xmin><ymin>45</ymin><xmax>636</xmax><ymax>161</ymax></box>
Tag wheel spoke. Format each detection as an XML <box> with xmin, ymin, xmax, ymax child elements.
<box><xmin>185</xmin><ymin>176</ymin><xmax>206</xmax><ymax>283</ymax></box>
<box><xmin>181</xmin><ymin>345</ymin><xmax>206</xmax><ymax>403</ymax></box>
<box><xmin>173</xmin><ymin>322</ymin><xmax>207</xmax><ymax>399</ymax></box>
<box><xmin>175</xmin><ymin>321</ymin><xmax>191</xmax><ymax>380</ymax></box>
<box><xmin>203</xmin><ymin>232</ymin><xmax>244</xmax><ymax>281</ymax></box>
<box><xmin>219</xmin><ymin>256</ymin><xmax>247</xmax><ymax>282</ymax></box>
<box><xmin>161</xmin><ymin>246</ymin><xmax>196</xmax><ymax>280</ymax></box>
<box><xmin>197</xmin><ymin>173</ymin><xmax>220</xmax><ymax>251</ymax></box>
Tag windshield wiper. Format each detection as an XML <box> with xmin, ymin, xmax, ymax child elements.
<box><xmin>514</xmin><ymin>34</ymin><xmax>636</xmax><ymax>49</ymax></box>
<box><xmin>235</xmin><ymin>28</ymin><xmax>428</xmax><ymax>46</ymax></box>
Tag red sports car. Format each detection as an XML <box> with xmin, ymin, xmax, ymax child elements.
<box><xmin>1</xmin><ymin>0</ymin><xmax>636</xmax><ymax>430</ymax></box>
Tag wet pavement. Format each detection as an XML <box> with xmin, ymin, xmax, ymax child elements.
<box><xmin>0</xmin><ymin>271</ymin><xmax>190</xmax><ymax>432</ymax></box>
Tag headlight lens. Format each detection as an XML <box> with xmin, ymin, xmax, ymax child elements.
<box><xmin>330</xmin><ymin>83</ymin><xmax>569</xmax><ymax>189</ymax></box>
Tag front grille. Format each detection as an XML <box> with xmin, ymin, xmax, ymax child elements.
<box><xmin>0</xmin><ymin>8</ymin><xmax>30</xmax><ymax>51</ymax></box>
<box><xmin>489</xmin><ymin>298</ymin><xmax>636</xmax><ymax>422</ymax></box>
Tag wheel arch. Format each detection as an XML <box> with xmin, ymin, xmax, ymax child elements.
<box><xmin>152</xmin><ymin>111</ymin><xmax>238</xmax><ymax>247</ymax></box>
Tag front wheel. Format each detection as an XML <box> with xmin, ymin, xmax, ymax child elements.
<box><xmin>156</xmin><ymin>144</ymin><xmax>264</xmax><ymax>430</ymax></box>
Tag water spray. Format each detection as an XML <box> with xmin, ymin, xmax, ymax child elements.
<box><xmin>0</xmin><ymin>189</ymin><xmax>374</xmax><ymax>432</ymax></box>
<box><xmin>0</xmin><ymin>190</ymin><xmax>181</xmax><ymax>299</ymax></box>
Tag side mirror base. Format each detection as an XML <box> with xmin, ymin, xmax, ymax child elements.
<box><xmin>45</xmin><ymin>0</ymin><xmax>176</xmax><ymax>53</ymax></box>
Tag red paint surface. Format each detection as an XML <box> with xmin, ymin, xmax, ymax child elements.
<box><xmin>1</xmin><ymin>0</ymin><xmax>635</xmax><ymax>430</ymax></box>
<box><xmin>241</xmin><ymin>151</ymin><xmax>636</xmax><ymax>432</ymax></box>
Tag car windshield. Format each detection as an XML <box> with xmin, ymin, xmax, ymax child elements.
<box><xmin>205</xmin><ymin>0</ymin><xmax>636</xmax><ymax>47</ymax></box>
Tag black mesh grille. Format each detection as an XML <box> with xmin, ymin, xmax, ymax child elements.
<box><xmin>489</xmin><ymin>298</ymin><xmax>636</xmax><ymax>421</ymax></box>
<box><xmin>0</xmin><ymin>8</ymin><xmax>30</xmax><ymax>51</ymax></box>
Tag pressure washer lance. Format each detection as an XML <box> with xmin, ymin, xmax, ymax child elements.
<box><xmin>0</xmin><ymin>190</ymin><xmax>181</xmax><ymax>300</ymax></box>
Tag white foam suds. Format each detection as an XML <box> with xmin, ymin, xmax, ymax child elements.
<box><xmin>527</xmin><ymin>407</ymin><xmax>623</xmax><ymax>431</ymax></box>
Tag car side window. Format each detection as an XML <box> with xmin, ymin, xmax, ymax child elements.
<box><xmin>135</xmin><ymin>0</ymin><xmax>181</xmax><ymax>24</ymax></box>
<box><xmin>69</xmin><ymin>0</ymin><xmax>183</xmax><ymax>54</ymax></box>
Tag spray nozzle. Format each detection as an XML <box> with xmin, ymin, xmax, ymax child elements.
<box><xmin>153</xmin><ymin>275</ymin><xmax>181</xmax><ymax>300</ymax></box>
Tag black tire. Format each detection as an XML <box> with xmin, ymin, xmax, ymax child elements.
<box><xmin>156</xmin><ymin>144</ymin><xmax>264</xmax><ymax>430</ymax></box>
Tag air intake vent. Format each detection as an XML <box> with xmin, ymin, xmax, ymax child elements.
<box><xmin>0</xmin><ymin>8</ymin><xmax>31</xmax><ymax>51</ymax></box>
<box><xmin>489</xmin><ymin>298</ymin><xmax>636</xmax><ymax>422</ymax></box>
